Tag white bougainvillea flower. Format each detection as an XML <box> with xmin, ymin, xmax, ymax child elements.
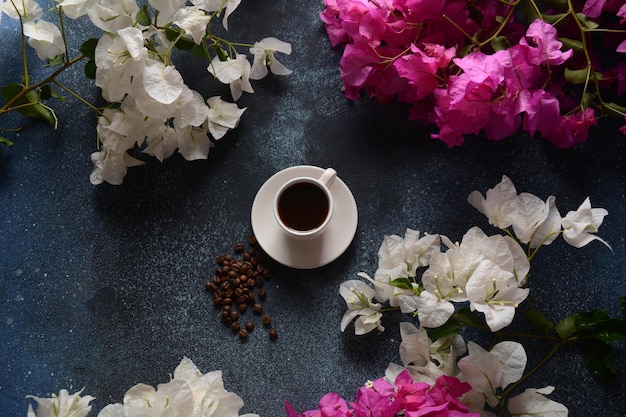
<box><xmin>562</xmin><ymin>197</ymin><xmax>611</xmax><ymax>250</ymax></box>
<box><xmin>414</xmin><ymin>289</ymin><xmax>455</xmax><ymax>328</ymax></box>
<box><xmin>23</xmin><ymin>20</ymin><xmax>65</xmax><ymax>60</ymax></box>
<box><xmin>339</xmin><ymin>279</ymin><xmax>384</xmax><ymax>334</ymax></box>
<box><xmin>143</xmin><ymin>60</ymin><xmax>185</xmax><ymax>104</ymax></box>
<box><xmin>94</xmin><ymin>33</ymin><xmax>143</xmax><ymax>102</ymax></box>
<box><xmin>54</xmin><ymin>0</ymin><xmax>96</xmax><ymax>19</ymax></box>
<box><xmin>90</xmin><ymin>147</ymin><xmax>144</xmax><ymax>185</ymax></box>
<box><xmin>527</xmin><ymin>195</ymin><xmax>562</xmax><ymax>248</ymax></box>
<box><xmin>374</xmin><ymin>229</ymin><xmax>440</xmax><ymax>281</ymax></box>
<box><xmin>249</xmin><ymin>37</ymin><xmax>293</xmax><ymax>80</ymax></box>
<box><xmin>26</xmin><ymin>388</ymin><xmax>94</xmax><ymax>417</ymax></box>
<box><xmin>173</xmin><ymin>357</ymin><xmax>259</xmax><ymax>417</ymax></box>
<box><xmin>87</xmin><ymin>0</ymin><xmax>139</xmax><ymax>33</ymax></box>
<box><xmin>205</xmin><ymin>96</ymin><xmax>246</xmax><ymax>139</ymax></box>
<box><xmin>123</xmin><ymin>379</ymin><xmax>194</xmax><ymax>417</ymax></box>
<box><xmin>508</xmin><ymin>386</ymin><xmax>568</xmax><ymax>417</ymax></box>
<box><xmin>172</xmin><ymin>6</ymin><xmax>211</xmax><ymax>44</ymax></box>
<box><xmin>117</xmin><ymin>27</ymin><xmax>148</xmax><ymax>62</ymax></box>
<box><xmin>511</xmin><ymin>192</ymin><xmax>550</xmax><ymax>244</ymax></box>
<box><xmin>458</xmin><ymin>341</ymin><xmax>527</xmax><ymax>408</ymax></box>
<box><xmin>466</xmin><ymin>259</ymin><xmax>529</xmax><ymax>332</ymax></box>
<box><xmin>149</xmin><ymin>0</ymin><xmax>187</xmax><ymax>23</ymax></box>
<box><xmin>144</xmin><ymin>124</ymin><xmax>179</xmax><ymax>162</ymax></box>
<box><xmin>468</xmin><ymin>175</ymin><xmax>519</xmax><ymax>229</ymax></box>
<box><xmin>398</xmin><ymin>322</ymin><xmax>466</xmax><ymax>381</ymax></box>
<box><xmin>207</xmin><ymin>53</ymin><xmax>254</xmax><ymax>101</ymax></box>
<box><xmin>177</xmin><ymin>125</ymin><xmax>213</xmax><ymax>160</ymax></box>
<box><xmin>191</xmin><ymin>0</ymin><xmax>241</xmax><ymax>30</ymax></box>
<box><xmin>170</xmin><ymin>87</ymin><xmax>209</xmax><ymax>129</ymax></box>
<box><xmin>404</xmin><ymin>231</ymin><xmax>441</xmax><ymax>273</ymax></box>
<box><xmin>2</xmin><ymin>0</ymin><xmax>43</xmax><ymax>20</ymax></box>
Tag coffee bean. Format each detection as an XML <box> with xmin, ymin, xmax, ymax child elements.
<box><xmin>234</xmin><ymin>243</ymin><xmax>245</xmax><ymax>253</ymax></box>
<box><xmin>269</xmin><ymin>329</ymin><xmax>278</xmax><ymax>340</ymax></box>
<box><xmin>229</xmin><ymin>311</ymin><xmax>239</xmax><ymax>321</ymax></box>
<box><xmin>262</xmin><ymin>314</ymin><xmax>271</xmax><ymax>327</ymax></box>
<box><xmin>238</xmin><ymin>303</ymin><xmax>247</xmax><ymax>313</ymax></box>
<box><xmin>231</xmin><ymin>321</ymin><xmax>241</xmax><ymax>333</ymax></box>
<box><xmin>239</xmin><ymin>329</ymin><xmax>248</xmax><ymax>340</ymax></box>
<box><xmin>253</xmin><ymin>304</ymin><xmax>263</xmax><ymax>314</ymax></box>
<box><xmin>245</xmin><ymin>322</ymin><xmax>254</xmax><ymax>332</ymax></box>
<box><xmin>258</xmin><ymin>288</ymin><xmax>266</xmax><ymax>300</ymax></box>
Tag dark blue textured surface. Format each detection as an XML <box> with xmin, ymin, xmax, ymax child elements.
<box><xmin>1</xmin><ymin>1</ymin><xmax>625</xmax><ymax>417</ymax></box>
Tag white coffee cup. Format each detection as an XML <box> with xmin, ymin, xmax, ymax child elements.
<box><xmin>273</xmin><ymin>168</ymin><xmax>337</xmax><ymax>240</ymax></box>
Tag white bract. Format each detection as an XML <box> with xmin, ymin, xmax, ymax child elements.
<box><xmin>26</xmin><ymin>389</ymin><xmax>94</xmax><ymax>417</ymax></box>
<box><xmin>339</xmin><ymin>279</ymin><xmax>384</xmax><ymax>334</ymax></box>
<box><xmin>207</xmin><ymin>54</ymin><xmax>254</xmax><ymax>101</ymax></box>
<box><xmin>507</xmin><ymin>386</ymin><xmax>569</xmax><ymax>417</ymax></box>
<box><xmin>562</xmin><ymin>197</ymin><xmax>611</xmax><ymax>250</ymax></box>
<box><xmin>60</xmin><ymin>357</ymin><xmax>260</xmax><ymax>417</ymax></box>
<box><xmin>3</xmin><ymin>0</ymin><xmax>292</xmax><ymax>184</ymax></box>
<box><xmin>249</xmin><ymin>37</ymin><xmax>293</xmax><ymax>79</ymax></box>
<box><xmin>339</xmin><ymin>177</ymin><xmax>609</xmax><ymax>335</ymax></box>
<box><xmin>457</xmin><ymin>341</ymin><xmax>527</xmax><ymax>407</ymax></box>
<box><xmin>24</xmin><ymin>19</ymin><xmax>65</xmax><ymax>59</ymax></box>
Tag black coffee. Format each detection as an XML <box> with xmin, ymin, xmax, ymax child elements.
<box><xmin>277</xmin><ymin>182</ymin><xmax>329</xmax><ymax>231</ymax></box>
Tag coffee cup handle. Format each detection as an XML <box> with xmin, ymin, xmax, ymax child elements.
<box><xmin>318</xmin><ymin>168</ymin><xmax>337</xmax><ymax>189</ymax></box>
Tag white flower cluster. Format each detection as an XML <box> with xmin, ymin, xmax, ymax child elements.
<box><xmin>1</xmin><ymin>0</ymin><xmax>292</xmax><ymax>185</ymax></box>
<box><xmin>26</xmin><ymin>357</ymin><xmax>258</xmax><ymax>417</ymax></box>
<box><xmin>385</xmin><ymin>324</ymin><xmax>568</xmax><ymax>416</ymax></box>
<box><xmin>340</xmin><ymin>175</ymin><xmax>610</xmax><ymax>334</ymax></box>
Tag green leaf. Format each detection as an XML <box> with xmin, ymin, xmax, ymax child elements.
<box><xmin>556</xmin><ymin>314</ymin><xmax>577</xmax><ymax>340</ymax></box>
<box><xmin>430</xmin><ymin>317</ymin><xmax>461</xmax><ymax>340</ymax></box>
<box><xmin>164</xmin><ymin>27</ymin><xmax>195</xmax><ymax>50</ymax></box>
<box><xmin>1</xmin><ymin>83</ymin><xmax>54</xmax><ymax>125</ymax></box>
<box><xmin>456</xmin><ymin>307</ymin><xmax>482</xmax><ymax>328</ymax></box>
<box><xmin>583</xmin><ymin>338</ymin><xmax>617</xmax><ymax>383</ymax></box>
<box><xmin>519</xmin><ymin>0</ymin><xmax>541</xmax><ymax>24</ymax></box>
<box><xmin>84</xmin><ymin>59</ymin><xmax>97</xmax><ymax>80</ymax></box>
<box><xmin>558</xmin><ymin>37</ymin><xmax>584</xmax><ymax>54</ymax></box>
<box><xmin>544</xmin><ymin>0</ymin><xmax>569</xmax><ymax>11</ymax></box>
<box><xmin>542</xmin><ymin>12</ymin><xmax>570</xmax><ymax>25</ymax></box>
<box><xmin>192</xmin><ymin>43</ymin><xmax>208</xmax><ymax>58</ymax></box>
<box><xmin>136</xmin><ymin>4</ymin><xmax>152</xmax><ymax>26</ymax></box>
<box><xmin>574</xmin><ymin>309</ymin><xmax>611</xmax><ymax>330</ymax></box>
<box><xmin>79</xmin><ymin>38</ymin><xmax>99</xmax><ymax>60</ymax></box>
<box><xmin>39</xmin><ymin>84</ymin><xmax>64</xmax><ymax>101</ymax></box>
<box><xmin>215</xmin><ymin>44</ymin><xmax>228</xmax><ymax>61</ymax></box>
<box><xmin>594</xmin><ymin>319</ymin><xmax>626</xmax><ymax>343</ymax></box>
<box><xmin>165</xmin><ymin>27</ymin><xmax>180</xmax><ymax>42</ymax></box>
<box><xmin>577</xmin><ymin>13</ymin><xmax>600</xmax><ymax>29</ymax></box>
<box><xmin>389</xmin><ymin>277</ymin><xmax>413</xmax><ymax>290</ymax></box>
<box><xmin>522</xmin><ymin>309</ymin><xmax>554</xmax><ymax>335</ymax></box>
<box><xmin>491</xmin><ymin>36</ymin><xmax>511</xmax><ymax>52</ymax></box>
<box><xmin>564</xmin><ymin>67</ymin><xmax>589</xmax><ymax>84</ymax></box>
<box><xmin>0</xmin><ymin>136</ymin><xmax>14</xmax><ymax>146</ymax></box>
<box><xmin>45</xmin><ymin>54</ymin><xmax>64</xmax><ymax>67</ymax></box>
<box><xmin>603</xmin><ymin>102</ymin><xmax>626</xmax><ymax>117</ymax></box>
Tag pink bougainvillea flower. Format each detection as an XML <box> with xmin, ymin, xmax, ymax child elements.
<box><xmin>519</xmin><ymin>19</ymin><xmax>573</xmax><ymax>66</ymax></box>
<box><xmin>393</xmin><ymin>46</ymin><xmax>439</xmax><ymax>102</ymax></box>
<box><xmin>542</xmin><ymin>107</ymin><xmax>598</xmax><ymax>148</ymax></box>
<box><xmin>339</xmin><ymin>44</ymin><xmax>380</xmax><ymax>99</ymax></box>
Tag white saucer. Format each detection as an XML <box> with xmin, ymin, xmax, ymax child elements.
<box><xmin>251</xmin><ymin>166</ymin><xmax>358</xmax><ymax>269</ymax></box>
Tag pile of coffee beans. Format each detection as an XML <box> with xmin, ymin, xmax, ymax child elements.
<box><xmin>205</xmin><ymin>234</ymin><xmax>278</xmax><ymax>342</ymax></box>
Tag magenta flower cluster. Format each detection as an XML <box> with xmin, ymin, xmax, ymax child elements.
<box><xmin>320</xmin><ymin>0</ymin><xmax>626</xmax><ymax>148</ymax></box>
<box><xmin>285</xmin><ymin>371</ymin><xmax>478</xmax><ymax>417</ymax></box>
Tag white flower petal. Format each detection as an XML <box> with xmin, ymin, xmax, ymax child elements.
<box><xmin>143</xmin><ymin>62</ymin><xmax>184</xmax><ymax>104</ymax></box>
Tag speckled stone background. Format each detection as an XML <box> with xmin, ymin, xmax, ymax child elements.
<box><xmin>1</xmin><ymin>1</ymin><xmax>625</xmax><ymax>417</ymax></box>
